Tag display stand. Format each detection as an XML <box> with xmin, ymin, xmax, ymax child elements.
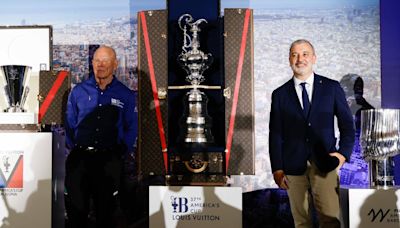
<box><xmin>0</xmin><ymin>132</ymin><xmax>52</xmax><ymax>228</ymax></box>
<box><xmin>149</xmin><ymin>186</ymin><xmax>242</xmax><ymax>228</ymax></box>
<box><xmin>340</xmin><ymin>186</ymin><xmax>400</xmax><ymax>228</ymax></box>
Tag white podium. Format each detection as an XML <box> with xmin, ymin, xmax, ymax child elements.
<box><xmin>340</xmin><ymin>186</ymin><xmax>400</xmax><ymax>228</ymax></box>
<box><xmin>0</xmin><ymin>132</ymin><xmax>52</xmax><ymax>228</ymax></box>
<box><xmin>149</xmin><ymin>186</ymin><xmax>242</xmax><ymax>228</ymax></box>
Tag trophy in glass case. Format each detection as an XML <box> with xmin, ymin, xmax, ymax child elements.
<box><xmin>177</xmin><ymin>14</ymin><xmax>214</xmax><ymax>144</ymax></box>
<box><xmin>137</xmin><ymin>8</ymin><xmax>255</xmax><ymax>182</ymax></box>
<box><xmin>0</xmin><ymin>65</ymin><xmax>32</xmax><ymax>112</ymax></box>
<box><xmin>166</xmin><ymin>14</ymin><xmax>225</xmax><ymax>183</ymax></box>
<box><xmin>360</xmin><ymin>109</ymin><xmax>400</xmax><ymax>188</ymax></box>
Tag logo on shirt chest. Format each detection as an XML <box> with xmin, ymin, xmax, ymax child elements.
<box><xmin>111</xmin><ymin>98</ymin><xmax>124</xmax><ymax>108</ymax></box>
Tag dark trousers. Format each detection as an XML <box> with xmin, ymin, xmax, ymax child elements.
<box><xmin>65</xmin><ymin>146</ymin><xmax>123</xmax><ymax>228</ymax></box>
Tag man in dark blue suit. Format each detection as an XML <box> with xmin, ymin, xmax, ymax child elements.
<box><xmin>269</xmin><ymin>39</ymin><xmax>355</xmax><ymax>228</ymax></box>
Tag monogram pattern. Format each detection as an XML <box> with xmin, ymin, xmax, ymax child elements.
<box><xmin>0</xmin><ymin>124</ymin><xmax>40</xmax><ymax>131</ymax></box>
<box><xmin>224</xmin><ymin>9</ymin><xmax>255</xmax><ymax>175</ymax></box>
<box><xmin>138</xmin><ymin>9</ymin><xmax>255</xmax><ymax>176</ymax></box>
<box><xmin>138</xmin><ymin>10</ymin><xmax>169</xmax><ymax>175</ymax></box>
<box><xmin>39</xmin><ymin>71</ymin><xmax>71</xmax><ymax>125</ymax></box>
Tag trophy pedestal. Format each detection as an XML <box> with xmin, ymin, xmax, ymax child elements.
<box><xmin>0</xmin><ymin>112</ymin><xmax>36</xmax><ymax>124</ymax></box>
<box><xmin>167</xmin><ymin>151</ymin><xmax>226</xmax><ymax>186</ymax></box>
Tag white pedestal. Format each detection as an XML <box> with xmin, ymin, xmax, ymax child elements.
<box><xmin>0</xmin><ymin>112</ymin><xmax>37</xmax><ymax>124</ymax></box>
<box><xmin>149</xmin><ymin>186</ymin><xmax>242</xmax><ymax>228</ymax></box>
<box><xmin>340</xmin><ymin>186</ymin><xmax>400</xmax><ymax>228</ymax></box>
<box><xmin>0</xmin><ymin>132</ymin><xmax>52</xmax><ymax>228</ymax></box>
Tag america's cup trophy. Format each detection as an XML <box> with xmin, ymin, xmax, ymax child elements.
<box><xmin>0</xmin><ymin>65</ymin><xmax>32</xmax><ymax>112</ymax></box>
<box><xmin>177</xmin><ymin>14</ymin><xmax>214</xmax><ymax>145</ymax></box>
<box><xmin>360</xmin><ymin>109</ymin><xmax>400</xmax><ymax>188</ymax></box>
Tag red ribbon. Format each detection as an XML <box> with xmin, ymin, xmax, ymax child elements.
<box><xmin>38</xmin><ymin>71</ymin><xmax>69</xmax><ymax>123</ymax></box>
<box><xmin>225</xmin><ymin>9</ymin><xmax>251</xmax><ymax>173</ymax></box>
<box><xmin>140</xmin><ymin>11</ymin><xmax>168</xmax><ymax>172</ymax></box>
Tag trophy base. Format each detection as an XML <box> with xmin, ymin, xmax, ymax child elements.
<box><xmin>169</xmin><ymin>152</ymin><xmax>224</xmax><ymax>172</ymax></box>
<box><xmin>4</xmin><ymin>106</ymin><xmax>26</xmax><ymax>113</ymax></box>
<box><xmin>369</xmin><ymin>158</ymin><xmax>396</xmax><ymax>188</ymax></box>
<box><xmin>168</xmin><ymin>151</ymin><xmax>226</xmax><ymax>186</ymax></box>
<box><xmin>0</xmin><ymin>112</ymin><xmax>36</xmax><ymax>124</ymax></box>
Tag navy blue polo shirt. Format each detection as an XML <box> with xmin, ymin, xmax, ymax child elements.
<box><xmin>65</xmin><ymin>76</ymin><xmax>137</xmax><ymax>152</ymax></box>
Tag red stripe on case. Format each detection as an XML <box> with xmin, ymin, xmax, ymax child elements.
<box><xmin>226</xmin><ymin>9</ymin><xmax>251</xmax><ymax>173</ymax></box>
<box><xmin>140</xmin><ymin>12</ymin><xmax>168</xmax><ymax>172</ymax></box>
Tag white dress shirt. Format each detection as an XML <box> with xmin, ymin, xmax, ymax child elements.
<box><xmin>293</xmin><ymin>73</ymin><xmax>314</xmax><ymax>109</ymax></box>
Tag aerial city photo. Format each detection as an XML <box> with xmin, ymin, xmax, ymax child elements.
<box><xmin>1</xmin><ymin>0</ymin><xmax>380</xmax><ymax>192</ymax></box>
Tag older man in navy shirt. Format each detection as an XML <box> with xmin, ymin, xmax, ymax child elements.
<box><xmin>65</xmin><ymin>45</ymin><xmax>137</xmax><ymax>228</ymax></box>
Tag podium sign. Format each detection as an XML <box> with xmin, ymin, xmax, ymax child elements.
<box><xmin>341</xmin><ymin>187</ymin><xmax>400</xmax><ymax>228</ymax></box>
<box><xmin>0</xmin><ymin>133</ymin><xmax>52</xmax><ymax>228</ymax></box>
<box><xmin>149</xmin><ymin>186</ymin><xmax>242</xmax><ymax>228</ymax></box>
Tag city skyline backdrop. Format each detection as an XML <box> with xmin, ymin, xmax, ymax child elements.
<box><xmin>1</xmin><ymin>0</ymin><xmax>378</xmax><ymax>26</ymax></box>
<box><xmin>0</xmin><ymin>0</ymin><xmax>380</xmax><ymax>191</ymax></box>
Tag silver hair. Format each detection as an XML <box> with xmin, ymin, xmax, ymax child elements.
<box><xmin>289</xmin><ymin>39</ymin><xmax>315</xmax><ymax>55</ymax></box>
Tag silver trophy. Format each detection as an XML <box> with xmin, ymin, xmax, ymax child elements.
<box><xmin>177</xmin><ymin>14</ymin><xmax>214</xmax><ymax>143</ymax></box>
<box><xmin>0</xmin><ymin>65</ymin><xmax>31</xmax><ymax>112</ymax></box>
<box><xmin>360</xmin><ymin>109</ymin><xmax>400</xmax><ymax>188</ymax></box>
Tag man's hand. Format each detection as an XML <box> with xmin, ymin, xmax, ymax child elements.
<box><xmin>329</xmin><ymin>152</ymin><xmax>346</xmax><ymax>169</ymax></box>
<box><xmin>273</xmin><ymin>170</ymin><xmax>289</xmax><ymax>189</ymax></box>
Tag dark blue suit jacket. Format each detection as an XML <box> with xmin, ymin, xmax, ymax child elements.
<box><xmin>269</xmin><ymin>74</ymin><xmax>355</xmax><ymax>175</ymax></box>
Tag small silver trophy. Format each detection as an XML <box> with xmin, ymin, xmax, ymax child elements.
<box><xmin>177</xmin><ymin>14</ymin><xmax>214</xmax><ymax>144</ymax></box>
<box><xmin>0</xmin><ymin>65</ymin><xmax>31</xmax><ymax>112</ymax></box>
<box><xmin>360</xmin><ymin>109</ymin><xmax>400</xmax><ymax>188</ymax></box>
